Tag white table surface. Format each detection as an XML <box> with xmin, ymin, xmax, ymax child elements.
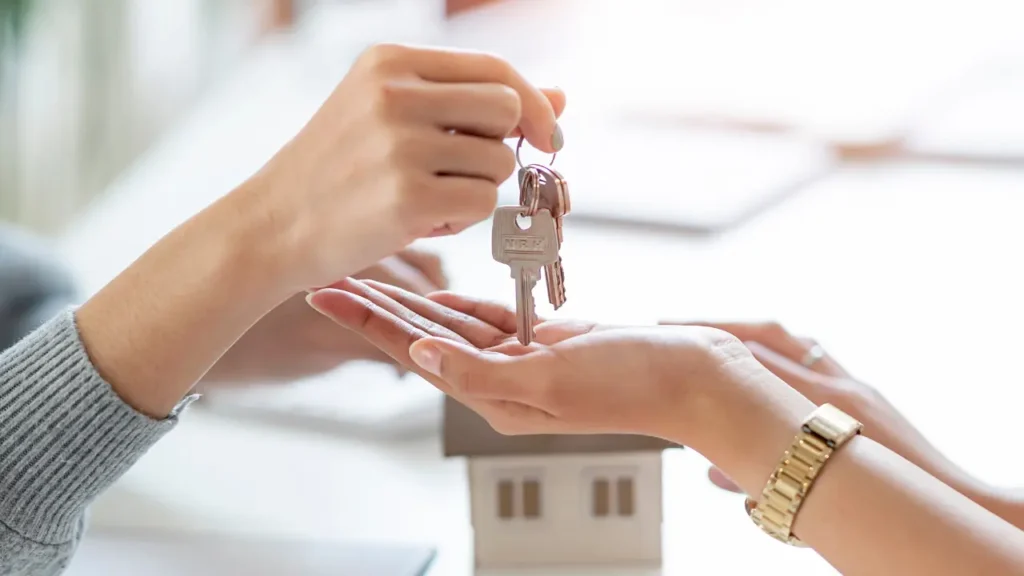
<box><xmin>56</xmin><ymin>3</ymin><xmax>1024</xmax><ymax>575</ymax></box>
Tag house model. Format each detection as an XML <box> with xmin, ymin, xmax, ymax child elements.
<box><xmin>443</xmin><ymin>396</ymin><xmax>678</xmax><ymax>570</ymax></box>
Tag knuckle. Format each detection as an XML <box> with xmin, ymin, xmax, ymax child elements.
<box><xmin>482</xmin><ymin>52</ymin><xmax>515</xmax><ymax>80</ymax></box>
<box><xmin>392</xmin><ymin>174</ymin><xmax>429</xmax><ymax>229</ymax></box>
<box><xmin>382</xmin><ymin>130</ymin><xmax>421</xmax><ymax>166</ymax></box>
<box><xmin>762</xmin><ymin>321</ymin><xmax>788</xmax><ymax>339</ymax></box>
<box><xmin>395</xmin><ymin>171</ymin><xmax>423</xmax><ymax>199</ymax></box>
<box><xmin>373</xmin><ymin>80</ymin><xmax>416</xmax><ymax>121</ymax></box>
<box><xmin>491</xmin><ymin>85</ymin><xmax>522</xmax><ymax>131</ymax></box>
<box><xmin>470</xmin><ymin>182</ymin><xmax>499</xmax><ymax>219</ymax></box>
<box><xmin>359</xmin><ymin>43</ymin><xmax>408</xmax><ymax>73</ymax></box>
<box><xmin>494</xmin><ymin>144</ymin><xmax>517</xmax><ymax>180</ymax></box>
<box><xmin>702</xmin><ymin>328</ymin><xmax>749</xmax><ymax>362</ymax></box>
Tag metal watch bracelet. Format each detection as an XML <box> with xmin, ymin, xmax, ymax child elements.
<box><xmin>745</xmin><ymin>403</ymin><xmax>863</xmax><ymax>546</ymax></box>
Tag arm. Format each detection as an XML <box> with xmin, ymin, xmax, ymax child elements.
<box><xmin>2</xmin><ymin>44</ymin><xmax>562</xmax><ymax>574</ymax></box>
<box><xmin>798</xmin><ymin>438</ymin><xmax>1024</xmax><ymax>575</ymax></box>
<box><xmin>0</xmin><ymin>194</ymin><xmax>275</xmax><ymax>575</ymax></box>
<box><xmin>686</xmin><ymin>321</ymin><xmax>1024</xmax><ymax>533</ymax></box>
<box><xmin>697</xmin><ymin>374</ymin><xmax>1024</xmax><ymax>576</ymax></box>
<box><xmin>954</xmin><ymin>482</ymin><xmax>1024</xmax><ymax>533</ymax></box>
<box><xmin>302</xmin><ymin>285</ymin><xmax>1024</xmax><ymax>576</ymax></box>
<box><xmin>0</xmin><ymin>311</ymin><xmax>184</xmax><ymax>575</ymax></box>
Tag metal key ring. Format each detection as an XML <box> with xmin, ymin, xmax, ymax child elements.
<box><xmin>516</xmin><ymin>136</ymin><xmax>556</xmax><ymax>169</ymax></box>
<box><xmin>519</xmin><ymin>168</ymin><xmax>541</xmax><ymax>216</ymax></box>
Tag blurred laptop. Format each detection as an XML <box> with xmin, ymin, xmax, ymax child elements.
<box><xmin>66</xmin><ymin>527</ymin><xmax>435</xmax><ymax>576</ymax></box>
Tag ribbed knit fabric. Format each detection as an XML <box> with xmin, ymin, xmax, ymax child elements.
<box><xmin>1</xmin><ymin>309</ymin><xmax>192</xmax><ymax>575</ymax></box>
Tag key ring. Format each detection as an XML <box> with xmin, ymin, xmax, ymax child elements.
<box><xmin>516</xmin><ymin>136</ymin><xmax>556</xmax><ymax>169</ymax></box>
<box><xmin>519</xmin><ymin>168</ymin><xmax>541</xmax><ymax>216</ymax></box>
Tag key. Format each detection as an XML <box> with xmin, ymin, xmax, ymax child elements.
<box><xmin>491</xmin><ymin>206</ymin><xmax>560</xmax><ymax>345</ymax></box>
<box><xmin>525</xmin><ymin>165</ymin><xmax>571</xmax><ymax>309</ymax></box>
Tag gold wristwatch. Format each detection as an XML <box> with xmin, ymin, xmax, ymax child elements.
<box><xmin>745</xmin><ymin>403</ymin><xmax>863</xmax><ymax>546</ymax></box>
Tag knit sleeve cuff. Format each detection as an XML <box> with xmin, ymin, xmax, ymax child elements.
<box><xmin>0</xmin><ymin>308</ymin><xmax>196</xmax><ymax>544</ymax></box>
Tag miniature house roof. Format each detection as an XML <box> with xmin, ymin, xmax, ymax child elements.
<box><xmin>442</xmin><ymin>396</ymin><xmax>678</xmax><ymax>457</ymax></box>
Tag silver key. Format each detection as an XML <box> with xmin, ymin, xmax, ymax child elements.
<box><xmin>491</xmin><ymin>206</ymin><xmax>559</xmax><ymax>345</ymax></box>
<box><xmin>519</xmin><ymin>165</ymin><xmax>571</xmax><ymax>309</ymax></box>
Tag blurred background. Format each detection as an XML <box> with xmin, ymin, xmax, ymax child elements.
<box><xmin>4</xmin><ymin>1</ymin><xmax>1024</xmax><ymax>573</ymax></box>
<box><xmin>3</xmin><ymin>0</ymin><xmax>1023</xmax><ymax>234</ymax></box>
<box><xmin>0</xmin><ymin>0</ymin><xmax>290</xmax><ymax>232</ymax></box>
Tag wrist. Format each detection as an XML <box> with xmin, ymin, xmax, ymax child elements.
<box><xmin>664</xmin><ymin>346</ymin><xmax>816</xmax><ymax>497</ymax></box>
<box><xmin>218</xmin><ymin>173</ymin><xmax>305</xmax><ymax>297</ymax></box>
<box><xmin>77</xmin><ymin>191</ymin><xmax>293</xmax><ymax>417</ymax></box>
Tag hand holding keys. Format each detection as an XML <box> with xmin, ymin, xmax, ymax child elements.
<box><xmin>492</xmin><ymin>137</ymin><xmax>573</xmax><ymax>345</ymax></box>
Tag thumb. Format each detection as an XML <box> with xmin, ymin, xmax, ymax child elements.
<box><xmin>408</xmin><ymin>338</ymin><xmax>528</xmax><ymax>401</ymax></box>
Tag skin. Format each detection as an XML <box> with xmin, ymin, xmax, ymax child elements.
<box><xmin>666</xmin><ymin>321</ymin><xmax>1024</xmax><ymax>531</ymax></box>
<box><xmin>202</xmin><ymin>248</ymin><xmax>448</xmax><ymax>385</ymax></box>
<box><xmin>73</xmin><ymin>43</ymin><xmax>567</xmax><ymax>418</ymax></box>
<box><xmin>307</xmin><ymin>280</ymin><xmax>1024</xmax><ymax>576</ymax></box>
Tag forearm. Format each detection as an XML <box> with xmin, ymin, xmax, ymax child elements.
<box><xmin>796</xmin><ymin>436</ymin><xmax>1024</xmax><ymax>575</ymax></box>
<box><xmin>686</xmin><ymin>365</ymin><xmax>1024</xmax><ymax>575</ymax></box>
<box><xmin>934</xmin><ymin>465</ymin><xmax>1024</xmax><ymax>532</ymax></box>
<box><xmin>1</xmin><ymin>312</ymin><xmax>181</xmax><ymax>573</ymax></box>
<box><xmin>75</xmin><ymin>182</ymin><xmax>290</xmax><ymax>417</ymax></box>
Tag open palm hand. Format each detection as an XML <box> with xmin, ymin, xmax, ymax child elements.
<box><xmin>307</xmin><ymin>279</ymin><xmax>740</xmax><ymax>439</ymax></box>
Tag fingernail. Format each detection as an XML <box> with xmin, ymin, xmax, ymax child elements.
<box><xmin>551</xmin><ymin>123</ymin><xmax>564</xmax><ymax>152</ymax></box>
<box><xmin>305</xmin><ymin>292</ymin><xmax>325</xmax><ymax>315</ymax></box>
<box><xmin>410</xmin><ymin>343</ymin><xmax>441</xmax><ymax>376</ymax></box>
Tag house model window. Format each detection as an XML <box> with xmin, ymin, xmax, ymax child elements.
<box><xmin>591</xmin><ymin>475</ymin><xmax>635</xmax><ymax>517</ymax></box>
<box><xmin>443</xmin><ymin>396</ymin><xmax>679</xmax><ymax>569</ymax></box>
<box><xmin>496</xmin><ymin>477</ymin><xmax>542</xmax><ymax>519</ymax></box>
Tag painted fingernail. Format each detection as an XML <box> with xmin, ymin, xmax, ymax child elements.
<box><xmin>410</xmin><ymin>342</ymin><xmax>442</xmax><ymax>376</ymax></box>
<box><xmin>551</xmin><ymin>123</ymin><xmax>564</xmax><ymax>152</ymax></box>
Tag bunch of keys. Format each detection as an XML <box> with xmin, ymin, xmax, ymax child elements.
<box><xmin>492</xmin><ymin>137</ymin><xmax>573</xmax><ymax>345</ymax></box>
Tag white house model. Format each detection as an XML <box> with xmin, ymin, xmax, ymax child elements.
<box><xmin>443</xmin><ymin>397</ymin><xmax>678</xmax><ymax>570</ymax></box>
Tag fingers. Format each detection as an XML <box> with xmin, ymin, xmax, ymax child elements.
<box><xmin>532</xmin><ymin>319</ymin><xmax>603</xmax><ymax>346</ymax></box>
<box><xmin>335</xmin><ymin>279</ymin><xmax>471</xmax><ymax>345</ymax></box>
<box><xmin>428</xmin><ymin>132</ymin><xmax>516</xmax><ymax>184</ymax></box>
<box><xmin>396</xmin><ymin>248</ymin><xmax>448</xmax><ymax>290</ymax></box>
<box><xmin>422</xmin><ymin>176</ymin><xmax>499</xmax><ymax>232</ymax></box>
<box><xmin>360</xmin><ymin>280</ymin><xmax>508</xmax><ymax>348</ymax></box>
<box><xmin>670</xmin><ymin>321</ymin><xmax>847</xmax><ymax>377</ymax></box>
<box><xmin>708</xmin><ymin>467</ymin><xmax>744</xmax><ymax>494</ymax></box>
<box><xmin>507</xmin><ymin>88</ymin><xmax>566</xmax><ymax>138</ymax></box>
<box><xmin>745</xmin><ymin>341</ymin><xmax>829</xmax><ymax>400</ymax></box>
<box><xmin>398</xmin><ymin>46</ymin><xmax>561</xmax><ymax>153</ymax></box>
<box><xmin>307</xmin><ymin>287</ymin><xmax>462</xmax><ymax>397</ymax></box>
<box><xmin>402</xmin><ymin>82</ymin><xmax>521</xmax><ymax>139</ymax></box>
<box><xmin>306</xmin><ymin>288</ymin><xmax>430</xmax><ymax>366</ymax></box>
<box><xmin>426</xmin><ymin>291</ymin><xmax>522</xmax><ymax>335</ymax></box>
<box><xmin>408</xmin><ymin>337</ymin><xmax>554</xmax><ymax>403</ymax></box>
<box><xmin>310</xmin><ymin>284</ymin><xmax>554</xmax><ymax>430</ymax></box>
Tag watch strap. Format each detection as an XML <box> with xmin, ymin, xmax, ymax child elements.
<box><xmin>746</xmin><ymin>403</ymin><xmax>863</xmax><ymax>546</ymax></box>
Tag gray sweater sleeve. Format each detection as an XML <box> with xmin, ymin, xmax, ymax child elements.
<box><xmin>1</xmin><ymin>310</ymin><xmax>191</xmax><ymax>575</ymax></box>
